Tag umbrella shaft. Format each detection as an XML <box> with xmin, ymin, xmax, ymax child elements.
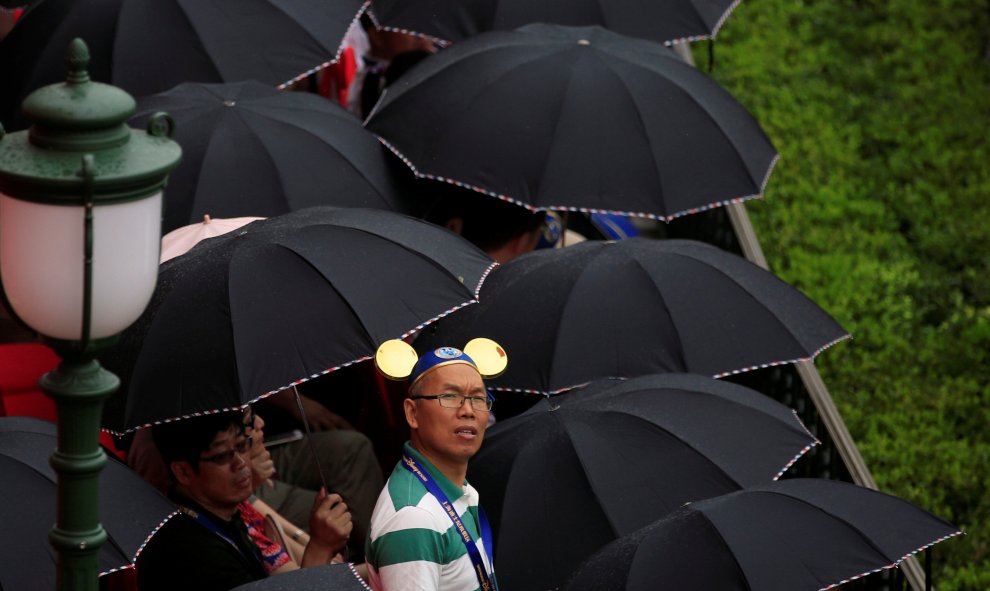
<box><xmin>39</xmin><ymin>356</ymin><xmax>119</xmax><ymax>591</ymax></box>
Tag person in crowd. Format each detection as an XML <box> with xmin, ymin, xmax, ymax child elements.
<box><xmin>253</xmin><ymin>388</ymin><xmax>384</xmax><ymax>558</ymax></box>
<box><xmin>347</xmin><ymin>13</ymin><xmax>436</xmax><ymax>120</ymax></box>
<box><xmin>366</xmin><ymin>342</ymin><xmax>503</xmax><ymax>590</ymax></box>
<box><xmin>136</xmin><ymin>411</ymin><xmax>352</xmax><ymax>591</ymax></box>
<box><xmin>423</xmin><ymin>186</ymin><xmax>545</xmax><ymax>264</ymax></box>
<box><xmin>128</xmin><ymin>392</ymin><xmax>383</xmax><ymax>559</ymax></box>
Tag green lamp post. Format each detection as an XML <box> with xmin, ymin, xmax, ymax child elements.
<box><xmin>0</xmin><ymin>39</ymin><xmax>180</xmax><ymax>591</ymax></box>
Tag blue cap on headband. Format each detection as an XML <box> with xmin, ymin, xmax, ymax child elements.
<box><xmin>409</xmin><ymin>346</ymin><xmax>480</xmax><ymax>387</ymax></box>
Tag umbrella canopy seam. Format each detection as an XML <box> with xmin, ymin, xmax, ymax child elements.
<box><xmin>275</xmin><ymin>0</ymin><xmax>371</xmax><ymax>89</ymax></box>
<box><xmin>240</xmin><ymin>101</ymin><xmax>397</xmax><ymax>206</ymax></box>
<box><xmin>641</xmin><ymin>247</ymin><xmax>842</xmax><ymax>371</ymax></box>
<box><xmin>376</xmin><ymin>135</ymin><xmax>774</xmax><ymax>222</ymax></box>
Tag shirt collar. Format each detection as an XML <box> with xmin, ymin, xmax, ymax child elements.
<box><xmin>403</xmin><ymin>441</ymin><xmax>467</xmax><ymax>502</ymax></box>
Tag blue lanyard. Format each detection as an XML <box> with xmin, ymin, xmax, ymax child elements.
<box><xmin>177</xmin><ymin>505</ymin><xmax>264</xmax><ymax>570</ymax></box>
<box><xmin>401</xmin><ymin>453</ymin><xmax>498</xmax><ymax>591</ymax></box>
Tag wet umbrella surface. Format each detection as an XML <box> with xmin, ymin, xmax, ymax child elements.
<box><xmin>468</xmin><ymin>373</ymin><xmax>820</xmax><ymax>591</ymax></box>
<box><xmin>367</xmin><ymin>24</ymin><xmax>778</xmax><ymax>220</ymax></box>
<box><xmin>0</xmin><ymin>417</ymin><xmax>176</xmax><ymax>591</ymax></box>
<box><xmin>417</xmin><ymin>238</ymin><xmax>849</xmax><ymax>395</ymax></box>
<box><xmin>132</xmin><ymin>81</ymin><xmax>416</xmax><ymax>233</ymax></box>
<box><xmin>565</xmin><ymin>479</ymin><xmax>962</xmax><ymax>591</ymax></box>
<box><xmin>369</xmin><ymin>0</ymin><xmax>741</xmax><ymax>45</ymax></box>
<box><xmin>101</xmin><ymin>207</ymin><xmax>495</xmax><ymax>433</ymax></box>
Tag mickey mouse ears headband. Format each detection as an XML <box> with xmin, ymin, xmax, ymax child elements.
<box><xmin>375</xmin><ymin>338</ymin><xmax>508</xmax><ymax>386</ymax></box>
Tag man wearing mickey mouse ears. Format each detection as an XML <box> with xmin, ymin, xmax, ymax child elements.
<box><xmin>366</xmin><ymin>339</ymin><xmax>506</xmax><ymax>591</ymax></box>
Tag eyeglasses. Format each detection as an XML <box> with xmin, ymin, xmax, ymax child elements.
<box><xmin>199</xmin><ymin>436</ymin><xmax>253</xmax><ymax>466</ymax></box>
<box><xmin>410</xmin><ymin>393</ymin><xmax>493</xmax><ymax>412</ymax></box>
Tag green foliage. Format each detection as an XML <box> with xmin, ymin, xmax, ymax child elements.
<box><xmin>705</xmin><ymin>1</ymin><xmax>990</xmax><ymax>588</ymax></box>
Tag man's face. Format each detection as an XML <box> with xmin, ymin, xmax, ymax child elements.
<box><xmin>406</xmin><ymin>363</ymin><xmax>489</xmax><ymax>472</ymax></box>
<box><xmin>175</xmin><ymin>426</ymin><xmax>254</xmax><ymax>513</ymax></box>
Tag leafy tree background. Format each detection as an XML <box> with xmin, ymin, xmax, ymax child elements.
<box><xmin>702</xmin><ymin>1</ymin><xmax>990</xmax><ymax>587</ymax></box>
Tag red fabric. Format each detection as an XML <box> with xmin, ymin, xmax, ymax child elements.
<box><xmin>0</xmin><ymin>343</ymin><xmax>125</xmax><ymax>459</ymax></box>
<box><xmin>240</xmin><ymin>501</ymin><xmax>292</xmax><ymax>573</ymax></box>
<box><xmin>318</xmin><ymin>46</ymin><xmax>358</xmax><ymax>106</ymax></box>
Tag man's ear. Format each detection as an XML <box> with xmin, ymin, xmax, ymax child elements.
<box><xmin>171</xmin><ymin>461</ymin><xmax>195</xmax><ymax>486</ymax></box>
<box><xmin>403</xmin><ymin>398</ymin><xmax>419</xmax><ymax>430</ymax></box>
<box><xmin>444</xmin><ymin>217</ymin><xmax>464</xmax><ymax>235</ymax></box>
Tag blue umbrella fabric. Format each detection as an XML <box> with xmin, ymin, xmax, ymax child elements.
<box><xmin>0</xmin><ymin>417</ymin><xmax>176</xmax><ymax>591</ymax></box>
<box><xmin>565</xmin><ymin>479</ymin><xmax>962</xmax><ymax>591</ymax></box>
<box><xmin>468</xmin><ymin>373</ymin><xmax>819</xmax><ymax>591</ymax></box>
<box><xmin>366</xmin><ymin>24</ymin><xmax>778</xmax><ymax>221</ymax></box>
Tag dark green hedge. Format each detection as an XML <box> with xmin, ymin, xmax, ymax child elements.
<box><xmin>703</xmin><ymin>1</ymin><xmax>990</xmax><ymax>588</ymax></box>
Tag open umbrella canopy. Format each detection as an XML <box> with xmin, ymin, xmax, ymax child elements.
<box><xmin>132</xmin><ymin>81</ymin><xmax>417</xmax><ymax>233</ymax></box>
<box><xmin>469</xmin><ymin>373</ymin><xmax>818</xmax><ymax>591</ymax></box>
<box><xmin>161</xmin><ymin>215</ymin><xmax>265</xmax><ymax>263</ymax></box>
<box><xmin>565</xmin><ymin>479</ymin><xmax>962</xmax><ymax>591</ymax></box>
<box><xmin>369</xmin><ymin>0</ymin><xmax>741</xmax><ymax>46</ymax></box>
<box><xmin>416</xmin><ymin>238</ymin><xmax>849</xmax><ymax>395</ymax></box>
<box><xmin>0</xmin><ymin>417</ymin><xmax>176</xmax><ymax>591</ymax></box>
<box><xmin>231</xmin><ymin>563</ymin><xmax>369</xmax><ymax>591</ymax></box>
<box><xmin>0</xmin><ymin>0</ymin><xmax>367</xmax><ymax>130</ymax></box>
<box><xmin>366</xmin><ymin>24</ymin><xmax>778</xmax><ymax>221</ymax></box>
<box><xmin>101</xmin><ymin>206</ymin><xmax>496</xmax><ymax>433</ymax></box>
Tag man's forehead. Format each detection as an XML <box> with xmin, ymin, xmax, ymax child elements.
<box><xmin>422</xmin><ymin>363</ymin><xmax>486</xmax><ymax>390</ymax></box>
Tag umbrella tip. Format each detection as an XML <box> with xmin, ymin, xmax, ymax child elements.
<box><xmin>203</xmin><ymin>214</ymin><xmax>211</xmax><ymax>224</ymax></box>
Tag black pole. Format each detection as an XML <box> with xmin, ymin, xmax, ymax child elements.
<box><xmin>925</xmin><ymin>548</ymin><xmax>932</xmax><ymax>591</ymax></box>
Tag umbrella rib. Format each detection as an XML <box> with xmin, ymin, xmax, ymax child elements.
<box><xmin>598</xmin><ymin>56</ymin><xmax>668</xmax><ymax>214</ymax></box>
<box><xmin>268</xmin><ymin>1</ymin><xmax>370</xmax><ymax>88</ymax></box>
<box><xmin>693</xmin><ymin>510</ymin><xmax>756</xmax><ymax>591</ymax></box>
<box><xmin>648</xmin><ymin>247</ymin><xmax>828</xmax><ymax>373</ymax></box>
<box><xmin>626</xmin><ymin>253</ymin><xmax>689</xmax><ymax>367</ymax></box>
<box><xmin>241</xmin><ymin>107</ymin><xmax>396</xmax><ymax>208</ymax></box>
<box><xmin>241</xmin><ymin>115</ymin><xmax>293</xmax><ymax>213</ymax></box>
<box><xmin>750</xmin><ymin>490</ymin><xmax>905</xmax><ymax>564</ymax></box>
<box><xmin>531</xmin><ymin>53</ymin><xmax>591</xmax><ymax>204</ymax></box>
<box><xmin>561</xmin><ymin>408</ymin><xmax>745</xmax><ymax>530</ymax></box>
<box><xmin>610</xmin><ymin>49</ymin><xmax>773</xmax><ymax>194</ymax></box>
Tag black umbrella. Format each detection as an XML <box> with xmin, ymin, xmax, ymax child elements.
<box><xmin>469</xmin><ymin>373</ymin><xmax>819</xmax><ymax>591</ymax></box>
<box><xmin>366</xmin><ymin>24</ymin><xmax>778</xmax><ymax>221</ymax></box>
<box><xmin>231</xmin><ymin>563</ymin><xmax>368</xmax><ymax>591</ymax></box>
<box><xmin>416</xmin><ymin>238</ymin><xmax>849</xmax><ymax>395</ymax></box>
<box><xmin>369</xmin><ymin>0</ymin><xmax>741</xmax><ymax>46</ymax></box>
<box><xmin>101</xmin><ymin>206</ymin><xmax>495</xmax><ymax>433</ymax></box>
<box><xmin>131</xmin><ymin>81</ymin><xmax>416</xmax><ymax>233</ymax></box>
<box><xmin>0</xmin><ymin>0</ymin><xmax>366</xmax><ymax>130</ymax></box>
<box><xmin>0</xmin><ymin>417</ymin><xmax>176</xmax><ymax>591</ymax></box>
<box><xmin>565</xmin><ymin>478</ymin><xmax>962</xmax><ymax>591</ymax></box>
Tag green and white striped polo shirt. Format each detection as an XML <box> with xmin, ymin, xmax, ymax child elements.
<box><xmin>366</xmin><ymin>443</ymin><xmax>496</xmax><ymax>591</ymax></box>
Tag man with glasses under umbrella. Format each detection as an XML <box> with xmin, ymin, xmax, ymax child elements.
<box><xmin>366</xmin><ymin>339</ymin><xmax>507</xmax><ymax>591</ymax></box>
<box><xmin>136</xmin><ymin>411</ymin><xmax>353</xmax><ymax>591</ymax></box>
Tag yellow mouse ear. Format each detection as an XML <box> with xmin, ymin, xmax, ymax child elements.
<box><xmin>375</xmin><ymin>340</ymin><xmax>419</xmax><ymax>380</ymax></box>
<box><xmin>463</xmin><ymin>338</ymin><xmax>508</xmax><ymax>379</ymax></box>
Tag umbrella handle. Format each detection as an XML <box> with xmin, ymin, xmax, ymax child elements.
<box><xmin>291</xmin><ymin>386</ymin><xmax>330</xmax><ymax>493</ymax></box>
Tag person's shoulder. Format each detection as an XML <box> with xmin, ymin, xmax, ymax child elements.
<box><xmin>144</xmin><ymin>511</ymin><xmax>201</xmax><ymax>545</ymax></box>
<box><xmin>380</xmin><ymin>461</ymin><xmax>433</xmax><ymax>512</ymax></box>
